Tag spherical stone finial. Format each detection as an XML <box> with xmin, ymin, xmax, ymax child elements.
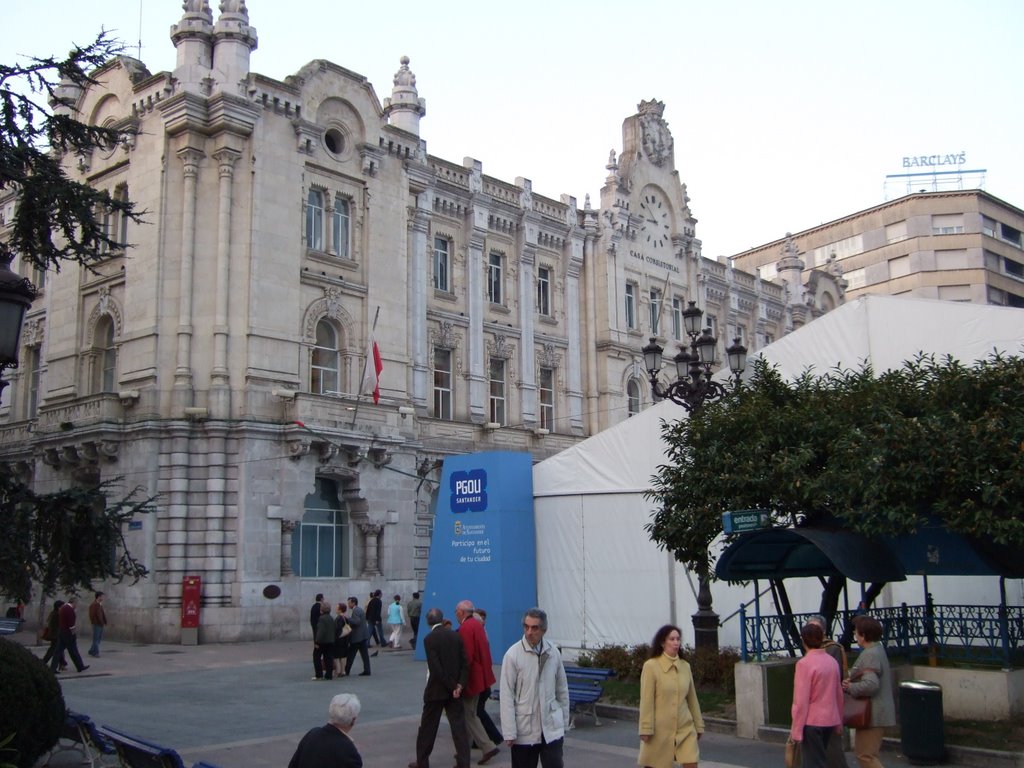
<box><xmin>393</xmin><ymin>56</ymin><xmax>417</xmax><ymax>88</ymax></box>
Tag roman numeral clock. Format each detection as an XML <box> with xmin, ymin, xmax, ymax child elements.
<box><xmin>639</xmin><ymin>191</ymin><xmax>671</xmax><ymax>251</ymax></box>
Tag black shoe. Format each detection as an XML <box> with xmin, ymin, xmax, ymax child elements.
<box><xmin>78</xmin><ymin>665</ymin><xmax>90</xmax><ymax>673</ymax></box>
<box><xmin>358</xmin><ymin>671</ymin><xmax>371</xmax><ymax>676</ymax></box>
<box><xmin>371</xmin><ymin>650</ymin><xmax>378</xmax><ymax>657</ymax></box>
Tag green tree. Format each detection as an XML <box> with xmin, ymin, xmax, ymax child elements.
<box><xmin>645</xmin><ymin>353</ymin><xmax>1024</xmax><ymax>617</ymax></box>
<box><xmin>1</xmin><ymin>31</ymin><xmax>140</xmax><ymax>273</ymax></box>
<box><xmin>0</xmin><ymin>470</ymin><xmax>151</xmax><ymax>601</ymax></box>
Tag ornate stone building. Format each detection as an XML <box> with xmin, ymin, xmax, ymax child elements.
<box><xmin>0</xmin><ymin>2</ymin><xmax>839</xmax><ymax>641</ymax></box>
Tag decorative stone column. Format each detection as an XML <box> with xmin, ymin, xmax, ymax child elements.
<box><xmin>210</xmin><ymin>146</ymin><xmax>240</xmax><ymax>417</ymax></box>
<box><xmin>174</xmin><ymin>147</ymin><xmax>204</xmax><ymax>405</ymax></box>
<box><xmin>358</xmin><ymin>521</ymin><xmax>384</xmax><ymax>577</ymax></box>
<box><xmin>280</xmin><ymin>520</ymin><xmax>297</xmax><ymax>577</ymax></box>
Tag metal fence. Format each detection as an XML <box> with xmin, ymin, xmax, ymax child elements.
<box><xmin>739</xmin><ymin>601</ymin><xmax>1024</xmax><ymax>667</ymax></box>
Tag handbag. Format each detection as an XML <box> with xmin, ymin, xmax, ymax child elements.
<box><xmin>843</xmin><ymin>692</ymin><xmax>872</xmax><ymax>728</ymax></box>
<box><xmin>785</xmin><ymin>737</ymin><xmax>802</xmax><ymax>768</ymax></box>
<box><xmin>340</xmin><ymin>621</ymin><xmax>352</xmax><ymax>638</ymax></box>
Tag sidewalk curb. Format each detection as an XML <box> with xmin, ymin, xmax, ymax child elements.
<box><xmin>595</xmin><ymin>703</ymin><xmax>1021</xmax><ymax>768</ymax></box>
<box><xmin>757</xmin><ymin>725</ymin><xmax>1023</xmax><ymax>768</ymax></box>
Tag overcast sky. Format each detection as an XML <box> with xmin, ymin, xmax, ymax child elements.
<box><xmin>4</xmin><ymin>0</ymin><xmax>1022</xmax><ymax>257</ymax></box>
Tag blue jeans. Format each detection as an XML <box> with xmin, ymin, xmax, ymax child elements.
<box><xmin>89</xmin><ymin>624</ymin><xmax>104</xmax><ymax>655</ymax></box>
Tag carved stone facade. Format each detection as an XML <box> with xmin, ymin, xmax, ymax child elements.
<box><xmin>0</xmin><ymin>4</ymin><xmax>833</xmax><ymax>642</ymax></box>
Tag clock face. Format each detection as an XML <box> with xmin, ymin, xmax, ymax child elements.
<box><xmin>639</xmin><ymin>192</ymin><xmax>671</xmax><ymax>250</ymax></box>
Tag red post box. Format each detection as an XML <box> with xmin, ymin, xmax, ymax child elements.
<box><xmin>181</xmin><ymin>575</ymin><xmax>201</xmax><ymax>630</ymax></box>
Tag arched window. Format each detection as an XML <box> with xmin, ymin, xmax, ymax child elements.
<box><xmin>306</xmin><ymin>189</ymin><xmax>324</xmax><ymax>250</ymax></box>
<box><xmin>311</xmin><ymin>320</ymin><xmax>340</xmax><ymax>395</ymax></box>
<box><xmin>93</xmin><ymin>316</ymin><xmax>116</xmax><ymax>393</ymax></box>
<box><xmin>627</xmin><ymin>379</ymin><xmax>641</xmax><ymax>417</ymax></box>
<box><xmin>291</xmin><ymin>477</ymin><xmax>350</xmax><ymax>577</ymax></box>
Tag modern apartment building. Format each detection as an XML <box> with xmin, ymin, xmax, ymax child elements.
<box><xmin>731</xmin><ymin>190</ymin><xmax>1024</xmax><ymax>309</ymax></box>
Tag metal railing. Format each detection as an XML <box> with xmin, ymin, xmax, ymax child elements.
<box><xmin>739</xmin><ymin>601</ymin><xmax>1024</xmax><ymax>667</ymax></box>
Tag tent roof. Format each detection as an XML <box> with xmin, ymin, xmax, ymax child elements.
<box><xmin>753</xmin><ymin>294</ymin><xmax>1024</xmax><ymax>378</ymax></box>
<box><xmin>715</xmin><ymin>526</ymin><xmax>907</xmax><ymax>582</ymax></box>
<box><xmin>534</xmin><ymin>296</ymin><xmax>1024</xmax><ymax>499</ymax></box>
<box><xmin>533</xmin><ymin>399</ymin><xmax>679</xmax><ymax>497</ymax></box>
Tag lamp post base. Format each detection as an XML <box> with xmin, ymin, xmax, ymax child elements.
<box><xmin>692</xmin><ymin>609</ymin><xmax>720</xmax><ymax>652</ymax></box>
<box><xmin>692</xmin><ymin>574</ymin><xmax>719</xmax><ymax>652</ymax></box>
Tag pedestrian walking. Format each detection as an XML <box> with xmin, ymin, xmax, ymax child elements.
<box><xmin>791</xmin><ymin>622</ymin><xmax>843</xmax><ymax>768</ymax></box>
<box><xmin>455</xmin><ymin>599</ymin><xmax>500</xmax><ymax>764</ymax></box>
<box><xmin>88</xmin><ymin>591</ymin><xmax>107</xmax><ymax>657</ymax></box>
<box><xmin>499</xmin><ymin>607</ymin><xmax>569</xmax><ymax>768</ymax></box>
<box><xmin>406</xmin><ymin>591</ymin><xmax>422</xmax><ymax>648</ymax></box>
<box><xmin>387</xmin><ymin>594</ymin><xmax>406</xmax><ymax>648</ymax></box>
<box><xmin>50</xmin><ymin>596</ymin><xmax>89</xmax><ymax>673</ymax></box>
<box><xmin>408</xmin><ymin>607</ymin><xmax>471</xmax><ymax>768</ymax></box>
<box><xmin>638</xmin><ymin>624</ymin><xmax>704</xmax><ymax>768</ymax></box>
<box><xmin>344</xmin><ymin>597</ymin><xmax>372</xmax><ymax>676</ymax></box>
<box><xmin>313</xmin><ymin>602</ymin><xmax>335</xmax><ymax>680</ymax></box>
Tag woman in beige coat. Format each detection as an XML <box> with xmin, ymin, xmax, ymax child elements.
<box><xmin>638</xmin><ymin>624</ymin><xmax>704</xmax><ymax>768</ymax></box>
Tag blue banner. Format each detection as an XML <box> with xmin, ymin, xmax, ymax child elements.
<box><xmin>417</xmin><ymin>451</ymin><xmax>536</xmax><ymax>660</ymax></box>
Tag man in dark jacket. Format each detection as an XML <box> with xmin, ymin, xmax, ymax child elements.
<box><xmin>314</xmin><ymin>602</ymin><xmax>335</xmax><ymax>680</ymax></box>
<box><xmin>288</xmin><ymin>693</ymin><xmax>363</xmax><ymax>768</ymax></box>
<box><xmin>365</xmin><ymin>590</ymin><xmax>383</xmax><ymax>654</ymax></box>
<box><xmin>408</xmin><ymin>607</ymin><xmax>471</xmax><ymax>768</ymax></box>
<box><xmin>310</xmin><ymin>593</ymin><xmax>325</xmax><ymax>635</ymax></box>
<box><xmin>50</xmin><ymin>596</ymin><xmax>88</xmax><ymax>673</ymax></box>
<box><xmin>344</xmin><ymin>597</ymin><xmax>372</xmax><ymax>676</ymax></box>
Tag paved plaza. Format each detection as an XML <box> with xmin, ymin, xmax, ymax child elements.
<box><xmin>10</xmin><ymin>634</ymin><xmax>987</xmax><ymax>768</ymax></box>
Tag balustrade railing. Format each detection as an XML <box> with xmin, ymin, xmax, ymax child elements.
<box><xmin>738</xmin><ymin>602</ymin><xmax>1024</xmax><ymax>667</ymax></box>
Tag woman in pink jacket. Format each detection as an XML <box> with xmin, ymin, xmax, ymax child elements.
<box><xmin>791</xmin><ymin>622</ymin><xmax>844</xmax><ymax>768</ymax></box>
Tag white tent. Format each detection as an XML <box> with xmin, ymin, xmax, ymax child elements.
<box><xmin>533</xmin><ymin>295</ymin><xmax>1024</xmax><ymax>653</ymax></box>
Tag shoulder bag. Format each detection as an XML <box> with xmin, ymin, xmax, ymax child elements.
<box><xmin>842</xmin><ymin>692</ymin><xmax>872</xmax><ymax>728</ymax></box>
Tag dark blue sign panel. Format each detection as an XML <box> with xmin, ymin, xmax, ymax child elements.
<box><xmin>417</xmin><ymin>451</ymin><xmax>536</xmax><ymax>661</ymax></box>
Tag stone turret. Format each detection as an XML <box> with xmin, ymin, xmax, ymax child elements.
<box><xmin>383</xmin><ymin>56</ymin><xmax>426</xmax><ymax>135</ymax></box>
<box><xmin>212</xmin><ymin>0</ymin><xmax>258</xmax><ymax>94</ymax></box>
<box><xmin>170</xmin><ymin>0</ymin><xmax>214</xmax><ymax>91</ymax></box>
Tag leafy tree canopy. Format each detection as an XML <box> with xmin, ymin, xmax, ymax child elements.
<box><xmin>1</xmin><ymin>31</ymin><xmax>140</xmax><ymax>273</ymax></box>
<box><xmin>0</xmin><ymin>469</ymin><xmax>152</xmax><ymax>601</ymax></box>
<box><xmin>646</xmin><ymin>353</ymin><xmax>1024</xmax><ymax>577</ymax></box>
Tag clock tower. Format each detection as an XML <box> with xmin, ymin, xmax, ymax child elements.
<box><xmin>588</xmin><ymin>99</ymin><xmax>705</xmax><ymax>432</ymax></box>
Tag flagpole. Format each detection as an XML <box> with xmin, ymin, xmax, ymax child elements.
<box><xmin>350</xmin><ymin>305</ymin><xmax>381</xmax><ymax>428</ymax></box>
<box><xmin>657</xmin><ymin>270</ymin><xmax>672</xmax><ymax>338</ymax></box>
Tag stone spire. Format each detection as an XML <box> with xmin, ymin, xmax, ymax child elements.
<box><xmin>212</xmin><ymin>0</ymin><xmax>258</xmax><ymax>94</ymax></box>
<box><xmin>383</xmin><ymin>56</ymin><xmax>426</xmax><ymax>135</ymax></box>
<box><xmin>776</xmin><ymin>233</ymin><xmax>807</xmax><ymax>309</ymax></box>
<box><xmin>170</xmin><ymin>0</ymin><xmax>214</xmax><ymax>91</ymax></box>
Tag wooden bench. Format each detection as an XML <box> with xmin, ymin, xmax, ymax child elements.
<box><xmin>492</xmin><ymin>665</ymin><xmax>618</xmax><ymax>728</ymax></box>
<box><xmin>0</xmin><ymin>617</ymin><xmax>24</xmax><ymax>635</ymax></box>
<box><xmin>48</xmin><ymin>711</ymin><xmax>119</xmax><ymax>768</ymax></box>
<box><xmin>564</xmin><ymin>665</ymin><xmax>617</xmax><ymax>727</ymax></box>
<box><xmin>97</xmin><ymin>725</ymin><xmax>187</xmax><ymax>768</ymax></box>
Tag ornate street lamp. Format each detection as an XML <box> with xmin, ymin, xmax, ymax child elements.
<box><xmin>641</xmin><ymin>300</ymin><xmax>748</xmax><ymax>651</ymax></box>
<box><xmin>0</xmin><ymin>255</ymin><xmax>39</xmax><ymax>397</ymax></box>
<box><xmin>641</xmin><ymin>301</ymin><xmax>747</xmax><ymax>412</ymax></box>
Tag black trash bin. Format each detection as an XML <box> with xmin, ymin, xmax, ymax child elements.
<box><xmin>900</xmin><ymin>680</ymin><xmax>945</xmax><ymax>764</ymax></box>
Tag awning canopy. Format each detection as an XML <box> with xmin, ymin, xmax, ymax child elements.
<box><xmin>715</xmin><ymin>526</ymin><xmax>907</xmax><ymax>583</ymax></box>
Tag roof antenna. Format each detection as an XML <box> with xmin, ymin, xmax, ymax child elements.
<box><xmin>135</xmin><ymin>0</ymin><xmax>143</xmax><ymax>60</ymax></box>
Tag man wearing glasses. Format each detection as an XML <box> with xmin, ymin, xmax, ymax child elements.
<box><xmin>499</xmin><ymin>608</ymin><xmax>569</xmax><ymax>768</ymax></box>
